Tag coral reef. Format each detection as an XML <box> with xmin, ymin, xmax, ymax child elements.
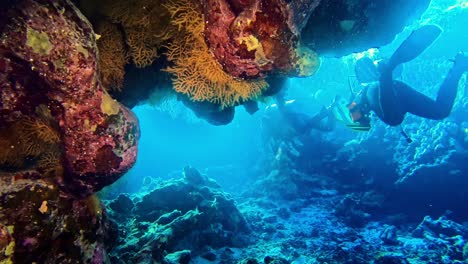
<box><xmin>236</xmin><ymin>173</ymin><xmax>468</xmax><ymax>263</ymax></box>
<box><xmin>0</xmin><ymin>0</ymin><xmax>139</xmax><ymax>262</ymax></box>
<box><xmin>202</xmin><ymin>0</ymin><xmax>321</xmax><ymax>79</ymax></box>
<box><xmin>0</xmin><ymin>176</ymin><xmax>117</xmax><ymax>263</ymax></box>
<box><xmin>164</xmin><ymin>0</ymin><xmax>269</xmax><ymax>109</ymax></box>
<box><xmin>79</xmin><ymin>0</ymin><xmax>430</xmax><ymax>122</ymax></box>
<box><xmin>0</xmin><ymin>0</ymin><xmax>450</xmax><ymax>262</ymax></box>
<box><xmin>95</xmin><ymin>21</ymin><xmax>128</xmax><ymax>91</ymax></box>
<box><xmin>99</xmin><ymin>0</ymin><xmax>174</xmax><ymax>68</ymax></box>
<box><xmin>103</xmin><ymin>167</ymin><xmax>249</xmax><ymax>263</ymax></box>
<box><xmin>82</xmin><ymin>0</ymin><xmax>325</xmax><ymax>111</ymax></box>
<box><xmin>0</xmin><ymin>0</ymin><xmax>139</xmax><ymax>196</ymax></box>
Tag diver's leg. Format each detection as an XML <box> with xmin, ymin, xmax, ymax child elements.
<box><xmin>432</xmin><ymin>54</ymin><xmax>468</xmax><ymax>118</ymax></box>
<box><xmin>378</xmin><ymin>65</ymin><xmax>403</xmax><ymax>123</ymax></box>
<box><xmin>400</xmin><ymin>54</ymin><xmax>468</xmax><ymax>119</ymax></box>
<box><xmin>395</xmin><ymin>82</ymin><xmax>441</xmax><ymax>118</ymax></box>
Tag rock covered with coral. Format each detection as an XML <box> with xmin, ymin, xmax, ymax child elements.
<box><xmin>235</xmin><ymin>180</ymin><xmax>468</xmax><ymax>263</ymax></box>
<box><xmin>103</xmin><ymin>167</ymin><xmax>249</xmax><ymax>263</ymax></box>
<box><xmin>80</xmin><ymin>0</ymin><xmax>431</xmax><ymax>124</ymax></box>
<box><xmin>0</xmin><ymin>0</ymin><xmax>139</xmax><ymax>196</ymax></box>
<box><xmin>202</xmin><ymin>0</ymin><xmax>321</xmax><ymax>79</ymax></box>
<box><xmin>0</xmin><ymin>176</ymin><xmax>117</xmax><ymax>263</ymax></box>
<box><xmin>0</xmin><ymin>0</ymin><xmax>138</xmax><ymax>262</ymax></box>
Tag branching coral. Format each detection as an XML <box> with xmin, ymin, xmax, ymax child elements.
<box><xmin>100</xmin><ymin>0</ymin><xmax>176</xmax><ymax>68</ymax></box>
<box><xmin>20</xmin><ymin>117</ymin><xmax>60</xmax><ymax>146</ymax></box>
<box><xmin>164</xmin><ymin>0</ymin><xmax>268</xmax><ymax>108</ymax></box>
<box><xmin>37</xmin><ymin>148</ymin><xmax>64</xmax><ymax>178</ymax></box>
<box><xmin>96</xmin><ymin>21</ymin><xmax>128</xmax><ymax>91</ymax></box>
<box><xmin>0</xmin><ymin>106</ymin><xmax>61</xmax><ymax>170</ymax></box>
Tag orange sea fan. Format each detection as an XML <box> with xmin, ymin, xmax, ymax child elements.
<box><xmin>125</xmin><ymin>25</ymin><xmax>159</xmax><ymax>68</ymax></box>
<box><xmin>37</xmin><ymin>148</ymin><xmax>64</xmax><ymax>178</ymax></box>
<box><xmin>0</xmin><ymin>115</ymin><xmax>60</xmax><ymax>169</ymax></box>
<box><xmin>101</xmin><ymin>0</ymin><xmax>176</xmax><ymax>68</ymax></box>
<box><xmin>96</xmin><ymin>21</ymin><xmax>128</xmax><ymax>91</ymax></box>
<box><xmin>19</xmin><ymin>117</ymin><xmax>60</xmax><ymax>145</ymax></box>
<box><xmin>164</xmin><ymin>0</ymin><xmax>268</xmax><ymax>108</ymax></box>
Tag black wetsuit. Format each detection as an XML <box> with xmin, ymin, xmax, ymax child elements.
<box><xmin>367</xmin><ymin>63</ymin><xmax>465</xmax><ymax>126</ymax></box>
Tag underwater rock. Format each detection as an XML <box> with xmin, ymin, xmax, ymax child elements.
<box><xmin>239</xmin><ymin>258</ymin><xmax>260</xmax><ymax>264</ymax></box>
<box><xmin>156</xmin><ymin>209</ymin><xmax>183</xmax><ymax>225</ymax></box>
<box><xmin>0</xmin><ymin>176</ymin><xmax>114</xmax><ymax>263</ymax></box>
<box><xmin>106</xmin><ymin>167</ymin><xmax>249</xmax><ymax>263</ymax></box>
<box><xmin>404</xmin><ymin>215</ymin><xmax>468</xmax><ymax>263</ymax></box>
<box><xmin>374</xmin><ymin>254</ymin><xmax>409</xmax><ymax>264</ymax></box>
<box><xmin>179</xmin><ymin>95</ymin><xmax>237</xmax><ymax>126</ymax></box>
<box><xmin>203</xmin><ymin>0</ymin><xmax>321</xmax><ymax>79</ymax></box>
<box><xmin>200</xmin><ymin>250</ymin><xmax>218</xmax><ymax>261</ymax></box>
<box><xmin>0</xmin><ymin>0</ymin><xmax>138</xmax><ymax>262</ymax></box>
<box><xmin>302</xmin><ymin>0</ymin><xmax>431</xmax><ymax>56</ymax></box>
<box><xmin>163</xmin><ymin>249</ymin><xmax>191</xmax><ymax>264</ymax></box>
<box><xmin>379</xmin><ymin>225</ymin><xmax>399</xmax><ymax>245</ymax></box>
<box><xmin>277</xmin><ymin>207</ymin><xmax>291</xmax><ymax>220</ymax></box>
<box><xmin>412</xmin><ymin>215</ymin><xmax>468</xmax><ymax>239</ymax></box>
<box><xmin>108</xmin><ymin>193</ymin><xmax>134</xmax><ymax>219</ymax></box>
<box><xmin>0</xmin><ymin>0</ymin><xmax>140</xmax><ymax>196</ymax></box>
<box><xmin>335</xmin><ymin>192</ymin><xmax>384</xmax><ymax>227</ymax></box>
<box><xmin>264</xmin><ymin>255</ymin><xmax>290</xmax><ymax>264</ymax></box>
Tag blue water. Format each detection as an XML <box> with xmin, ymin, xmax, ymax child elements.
<box><xmin>105</xmin><ymin>0</ymin><xmax>466</xmax><ymax>197</ymax></box>
<box><xmin>97</xmin><ymin>1</ymin><xmax>468</xmax><ymax>263</ymax></box>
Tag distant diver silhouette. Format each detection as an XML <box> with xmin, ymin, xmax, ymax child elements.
<box><xmin>275</xmin><ymin>93</ymin><xmax>337</xmax><ymax>134</ymax></box>
<box><xmin>336</xmin><ymin>25</ymin><xmax>468</xmax><ymax>137</ymax></box>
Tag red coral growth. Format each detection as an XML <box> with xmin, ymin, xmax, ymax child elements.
<box><xmin>203</xmin><ymin>0</ymin><xmax>321</xmax><ymax>79</ymax></box>
<box><xmin>164</xmin><ymin>0</ymin><xmax>268</xmax><ymax>108</ymax></box>
<box><xmin>0</xmin><ymin>0</ymin><xmax>139</xmax><ymax>196</ymax></box>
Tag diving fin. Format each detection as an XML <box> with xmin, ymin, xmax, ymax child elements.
<box><xmin>388</xmin><ymin>24</ymin><xmax>442</xmax><ymax>70</ymax></box>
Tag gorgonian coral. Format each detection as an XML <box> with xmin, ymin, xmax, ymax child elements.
<box><xmin>96</xmin><ymin>21</ymin><xmax>128</xmax><ymax>91</ymax></box>
<box><xmin>100</xmin><ymin>0</ymin><xmax>175</xmax><ymax>68</ymax></box>
<box><xmin>164</xmin><ymin>0</ymin><xmax>268</xmax><ymax>108</ymax></box>
<box><xmin>0</xmin><ymin>106</ymin><xmax>62</xmax><ymax>171</ymax></box>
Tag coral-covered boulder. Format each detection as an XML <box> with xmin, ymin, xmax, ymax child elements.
<box><xmin>0</xmin><ymin>175</ymin><xmax>116</xmax><ymax>263</ymax></box>
<box><xmin>0</xmin><ymin>0</ymin><xmax>137</xmax><ymax>262</ymax></box>
<box><xmin>203</xmin><ymin>0</ymin><xmax>321</xmax><ymax>79</ymax></box>
<box><xmin>105</xmin><ymin>167</ymin><xmax>249</xmax><ymax>263</ymax></box>
<box><xmin>134</xmin><ymin>166</ymin><xmax>248</xmax><ymax>234</ymax></box>
<box><xmin>0</xmin><ymin>0</ymin><xmax>139</xmax><ymax>196</ymax></box>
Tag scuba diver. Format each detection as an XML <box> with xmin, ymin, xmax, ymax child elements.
<box><xmin>336</xmin><ymin>25</ymin><xmax>468</xmax><ymax>135</ymax></box>
<box><xmin>277</xmin><ymin>99</ymin><xmax>336</xmax><ymax>134</ymax></box>
<box><xmin>260</xmin><ymin>93</ymin><xmax>337</xmax><ymax>160</ymax></box>
<box><xmin>273</xmin><ymin>87</ymin><xmax>337</xmax><ymax>135</ymax></box>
